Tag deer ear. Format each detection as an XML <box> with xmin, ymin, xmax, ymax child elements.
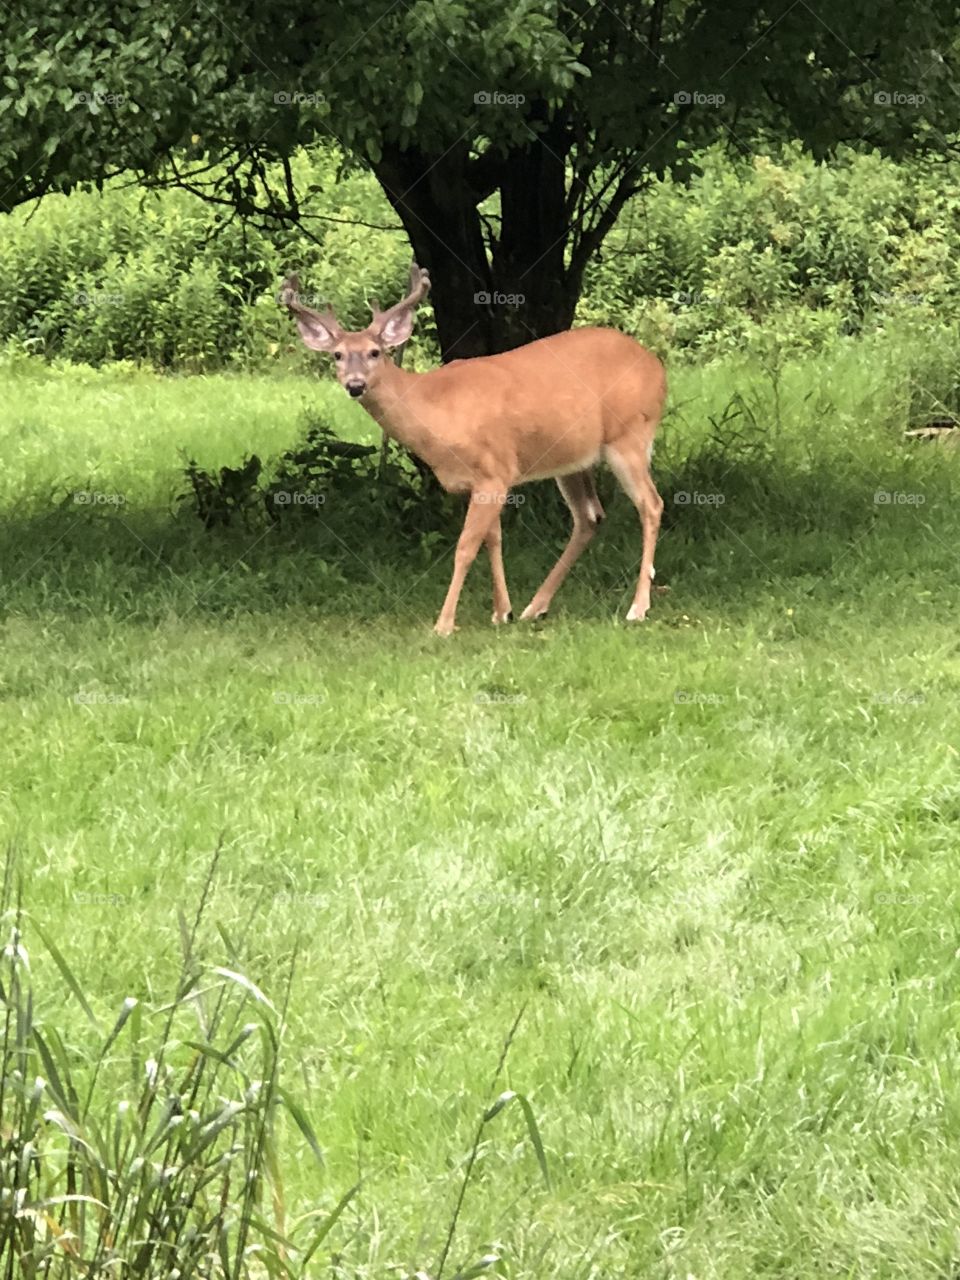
<box><xmin>294</xmin><ymin>312</ymin><xmax>339</xmax><ymax>352</ymax></box>
<box><xmin>280</xmin><ymin>275</ymin><xmax>341</xmax><ymax>351</ymax></box>
<box><xmin>377</xmin><ymin>307</ymin><xmax>415</xmax><ymax>349</ymax></box>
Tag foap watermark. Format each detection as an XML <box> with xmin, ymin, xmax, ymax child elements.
<box><xmin>272</xmin><ymin>490</ymin><xmax>326</xmax><ymax>508</ymax></box>
<box><xmin>874</xmin><ymin>490</ymin><xmax>925</xmax><ymax>506</ymax></box>
<box><xmin>874</xmin><ymin>290</ymin><xmax>925</xmax><ymax>308</ymax></box>
<box><xmin>674</xmin><ymin>690</ymin><xmax>726</xmax><ymax>706</ymax></box>
<box><xmin>73</xmin><ymin>490</ymin><xmax>126</xmax><ymax>506</ymax></box>
<box><xmin>874</xmin><ymin>891</ymin><xmax>925</xmax><ymax>905</ymax></box>
<box><xmin>73</xmin><ymin>290</ymin><xmax>125</xmax><ymax>307</ymax></box>
<box><xmin>273</xmin><ymin>691</ymin><xmax>326</xmax><ymax>706</ymax></box>
<box><xmin>74</xmin><ymin>891</ymin><xmax>127</xmax><ymax>907</ymax></box>
<box><xmin>874</xmin><ymin>90</ymin><xmax>926</xmax><ymax>107</ymax></box>
<box><xmin>673</xmin><ymin>290</ymin><xmax>721</xmax><ymax>307</ymax></box>
<box><xmin>73</xmin><ymin>90</ymin><xmax>126</xmax><ymax>108</ymax></box>
<box><xmin>474</xmin><ymin>90</ymin><xmax>525</xmax><ymax>107</ymax></box>
<box><xmin>474</xmin><ymin>491</ymin><xmax>525</xmax><ymax>506</ymax></box>
<box><xmin>674</xmin><ymin>490</ymin><xmax>725</xmax><ymax>506</ymax></box>
<box><xmin>274</xmin><ymin>286</ymin><xmax>327</xmax><ymax>309</ymax></box>
<box><xmin>274</xmin><ymin>91</ymin><xmax>323</xmax><ymax>105</ymax></box>
<box><xmin>674</xmin><ymin>90</ymin><xmax>725</xmax><ymax>107</ymax></box>
<box><xmin>874</xmin><ymin>690</ymin><xmax>926</xmax><ymax>706</ymax></box>
<box><xmin>72</xmin><ymin>691</ymin><xmax>130</xmax><ymax>706</ymax></box>
<box><xmin>474</xmin><ymin>691</ymin><xmax>527</xmax><ymax>706</ymax></box>
<box><xmin>474</xmin><ymin>290</ymin><xmax>525</xmax><ymax>307</ymax></box>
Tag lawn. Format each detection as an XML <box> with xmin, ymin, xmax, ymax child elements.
<box><xmin>2</xmin><ymin>334</ymin><xmax>960</xmax><ymax>1278</ymax></box>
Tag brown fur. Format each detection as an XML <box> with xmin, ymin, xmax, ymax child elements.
<box><xmin>282</xmin><ymin>269</ymin><xmax>666</xmax><ymax>635</ymax></box>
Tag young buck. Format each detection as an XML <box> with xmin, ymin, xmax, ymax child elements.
<box><xmin>281</xmin><ymin>266</ymin><xmax>666</xmax><ymax>636</ymax></box>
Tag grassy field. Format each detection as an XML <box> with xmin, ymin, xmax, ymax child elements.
<box><xmin>3</xmin><ymin>333</ymin><xmax>960</xmax><ymax>1278</ymax></box>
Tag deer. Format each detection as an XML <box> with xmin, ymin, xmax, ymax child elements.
<box><xmin>280</xmin><ymin>265</ymin><xmax>666</xmax><ymax>637</ymax></box>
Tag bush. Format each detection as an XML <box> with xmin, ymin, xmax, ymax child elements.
<box><xmin>579</xmin><ymin>145</ymin><xmax>960</xmax><ymax>359</ymax></box>
<box><xmin>2</xmin><ymin>142</ymin><xmax>960</xmax><ymax>370</ymax></box>
<box><xmin>179</xmin><ymin>409</ymin><xmax>463</xmax><ymax>547</ymax></box>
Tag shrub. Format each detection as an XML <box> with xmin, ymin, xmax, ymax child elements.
<box><xmin>3</xmin><ymin>143</ymin><xmax>960</xmax><ymax>369</ymax></box>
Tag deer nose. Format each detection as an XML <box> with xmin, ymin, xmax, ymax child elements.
<box><xmin>345</xmin><ymin>380</ymin><xmax>366</xmax><ymax>398</ymax></box>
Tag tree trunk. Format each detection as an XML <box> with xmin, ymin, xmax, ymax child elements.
<box><xmin>490</xmin><ymin>105</ymin><xmax>576</xmax><ymax>349</ymax></box>
<box><xmin>374</xmin><ymin>121</ymin><xmax>577</xmax><ymax>361</ymax></box>
<box><xmin>375</xmin><ymin>142</ymin><xmax>496</xmax><ymax>360</ymax></box>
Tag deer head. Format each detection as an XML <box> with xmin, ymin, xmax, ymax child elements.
<box><xmin>280</xmin><ymin>263</ymin><xmax>431</xmax><ymax>399</ymax></box>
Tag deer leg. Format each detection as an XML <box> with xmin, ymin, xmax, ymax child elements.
<box><xmin>434</xmin><ymin>491</ymin><xmax>508</xmax><ymax>636</ymax></box>
<box><xmin>520</xmin><ymin>470</ymin><xmax>604</xmax><ymax>621</ymax></box>
<box><xmin>484</xmin><ymin>513</ymin><xmax>513</xmax><ymax>624</ymax></box>
<box><xmin>606</xmin><ymin>441</ymin><xmax>663</xmax><ymax>622</ymax></box>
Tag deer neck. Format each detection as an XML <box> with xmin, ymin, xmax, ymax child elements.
<box><xmin>359</xmin><ymin>360</ymin><xmax>440</xmax><ymax>460</ymax></box>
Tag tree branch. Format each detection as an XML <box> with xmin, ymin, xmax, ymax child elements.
<box><xmin>122</xmin><ymin>154</ymin><xmax>404</xmax><ymax>233</ymax></box>
<box><xmin>567</xmin><ymin>169</ymin><xmax>645</xmax><ymax>294</ymax></box>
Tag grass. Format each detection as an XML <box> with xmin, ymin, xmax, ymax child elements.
<box><xmin>2</xmin><ymin>330</ymin><xmax>960</xmax><ymax>1278</ymax></box>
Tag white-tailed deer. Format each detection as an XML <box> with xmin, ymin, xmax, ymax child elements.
<box><xmin>281</xmin><ymin>266</ymin><xmax>666</xmax><ymax>636</ymax></box>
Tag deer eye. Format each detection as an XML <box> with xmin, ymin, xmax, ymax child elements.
<box><xmin>333</xmin><ymin>351</ymin><xmax>343</xmax><ymax>361</ymax></box>
<box><xmin>368</xmin><ymin>349</ymin><xmax>380</xmax><ymax>359</ymax></box>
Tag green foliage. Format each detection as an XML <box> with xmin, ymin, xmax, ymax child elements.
<box><xmin>180</xmin><ymin>453</ymin><xmax>263</xmax><ymax>527</ymax></box>
<box><xmin>4</xmin><ymin>143</ymin><xmax>960</xmax><ymax>371</ymax></box>
<box><xmin>2</xmin><ymin>0</ymin><xmax>957</xmax><ymax>207</ymax></box>
<box><xmin>181</xmin><ymin>411</ymin><xmax>461</xmax><ymax>544</ymax></box>
<box><xmin>0</xmin><ymin>148</ymin><xmax>421</xmax><ymax>370</ymax></box>
<box><xmin>3</xmin><ymin>0</ymin><xmax>958</xmax><ymax>360</ymax></box>
<box><xmin>578</xmin><ymin>145</ymin><xmax>960</xmax><ymax>361</ymax></box>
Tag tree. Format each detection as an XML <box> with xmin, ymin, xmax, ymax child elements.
<box><xmin>2</xmin><ymin>1</ymin><xmax>958</xmax><ymax>358</ymax></box>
